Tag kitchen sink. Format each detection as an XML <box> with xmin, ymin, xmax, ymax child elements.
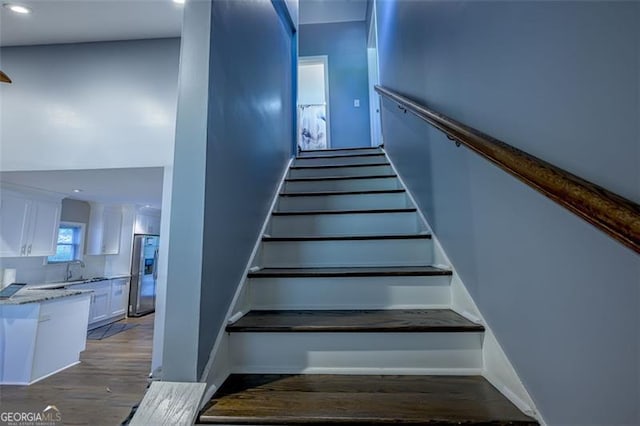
<box><xmin>29</xmin><ymin>277</ymin><xmax>110</xmax><ymax>290</ymax></box>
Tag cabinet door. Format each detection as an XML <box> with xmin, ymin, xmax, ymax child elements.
<box><xmin>148</xmin><ymin>215</ymin><xmax>161</xmax><ymax>235</ymax></box>
<box><xmin>101</xmin><ymin>207</ymin><xmax>122</xmax><ymax>255</ymax></box>
<box><xmin>90</xmin><ymin>285</ymin><xmax>111</xmax><ymax>323</ymax></box>
<box><xmin>134</xmin><ymin>214</ymin><xmax>148</xmax><ymax>235</ymax></box>
<box><xmin>27</xmin><ymin>199</ymin><xmax>61</xmax><ymax>257</ymax></box>
<box><xmin>0</xmin><ymin>193</ymin><xmax>30</xmax><ymax>257</ymax></box>
<box><xmin>109</xmin><ymin>278</ymin><xmax>129</xmax><ymax>317</ymax></box>
<box><xmin>86</xmin><ymin>203</ymin><xmax>104</xmax><ymax>255</ymax></box>
<box><xmin>73</xmin><ymin>284</ymin><xmax>95</xmax><ymax>326</ymax></box>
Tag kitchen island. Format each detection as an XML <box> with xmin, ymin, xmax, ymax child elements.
<box><xmin>0</xmin><ymin>289</ymin><xmax>91</xmax><ymax>385</ymax></box>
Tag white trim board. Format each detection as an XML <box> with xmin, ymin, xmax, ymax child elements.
<box><xmin>130</xmin><ymin>382</ymin><xmax>206</xmax><ymax>426</ymax></box>
<box><xmin>199</xmin><ymin>157</ymin><xmax>294</xmax><ymax>408</ymax></box>
<box><xmin>381</xmin><ymin>148</ymin><xmax>545</xmax><ymax>425</ymax></box>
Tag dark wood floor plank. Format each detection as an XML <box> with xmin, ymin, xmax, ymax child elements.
<box><xmin>279</xmin><ymin>188</ymin><xmax>405</xmax><ymax>197</ymax></box>
<box><xmin>200</xmin><ymin>374</ymin><xmax>537</xmax><ymax>425</ymax></box>
<box><xmin>262</xmin><ymin>234</ymin><xmax>431</xmax><ymax>242</ymax></box>
<box><xmin>248</xmin><ymin>266</ymin><xmax>452</xmax><ymax>278</ymax></box>
<box><xmin>299</xmin><ymin>146</ymin><xmax>381</xmax><ymax>154</ymax></box>
<box><xmin>285</xmin><ymin>174</ymin><xmax>396</xmax><ymax>182</ymax></box>
<box><xmin>0</xmin><ymin>314</ymin><xmax>154</xmax><ymax>426</ymax></box>
<box><xmin>290</xmin><ymin>162</ymin><xmax>389</xmax><ymax>170</ymax></box>
<box><xmin>295</xmin><ymin>152</ymin><xmax>386</xmax><ymax>160</ymax></box>
<box><xmin>272</xmin><ymin>208</ymin><xmax>417</xmax><ymax>216</ymax></box>
<box><xmin>226</xmin><ymin>309</ymin><xmax>484</xmax><ymax>333</ymax></box>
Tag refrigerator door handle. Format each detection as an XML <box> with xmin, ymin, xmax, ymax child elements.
<box><xmin>152</xmin><ymin>248</ymin><xmax>159</xmax><ymax>281</ymax></box>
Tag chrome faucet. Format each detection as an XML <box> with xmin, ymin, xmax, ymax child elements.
<box><xmin>65</xmin><ymin>260</ymin><xmax>86</xmax><ymax>282</ymax></box>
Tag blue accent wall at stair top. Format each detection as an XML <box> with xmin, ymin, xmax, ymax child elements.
<box><xmin>299</xmin><ymin>21</ymin><xmax>371</xmax><ymax>149</ymax></box>
<box><xmin>377</xmin><ymin>1</ymin><xmax>640</xmax><ymax>424</ymax></box>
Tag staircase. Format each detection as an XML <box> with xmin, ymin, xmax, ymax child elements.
<box><xmin>199</xmin><ymin>146</ymin><xmax>537</xmax><ymax>425</ymax></box>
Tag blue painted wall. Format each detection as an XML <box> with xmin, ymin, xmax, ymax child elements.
<box><xmin>376</xmin><ymin>1</ymin><xmax>640</xmax><ymax>424</ymax></box>
<box><xmin>199</xmin><ymin>0</ymin><xmax>293</xmax><ymax>376</ymax></box>
<box><xmin>299</xmin><ymin>22</ymin><xmax>371</xmax><ymax>149</ymax></box>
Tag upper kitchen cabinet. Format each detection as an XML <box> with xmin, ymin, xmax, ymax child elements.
<box><xmin>134</xmin><ymin>208</ymin><xmax>161</xmax><ymax>235</ymax></box>
<box><xmin>86</xmin><ymin>203</ymin><xmax>122</xmax><ymax>255</ymax></box>
<box><xmin>0</xmin><ymin>189</ymin><xmax>62</xmax><ymax>257</ymax></box>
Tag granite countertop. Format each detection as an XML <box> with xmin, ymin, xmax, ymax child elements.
<box><xmin>0</xmin><ymin>289</ymin><xmax>92</xmax><ymax>305</ymax></box>
<box><xmin>28</xmin><ymin>275</ymin><xmax>132</xmax><ymax>290</ymax></box>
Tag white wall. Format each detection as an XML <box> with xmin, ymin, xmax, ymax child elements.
<box><xmin>161</xmin><ymin>0</ymin><xmax>211</xmax><ymax>381</ymax></box>
<box><xmin>151</xmin><ymin>166</ymin><xmax>173</xmax><ymax>375</ymax></box>
<box><xmin>298</xmin><ymin>62</ymin><xmax>325</xmax><ymax>105</ymax></box>
<box><xmin>0</xmin><ymin>38</ymin><xmax>180</xmax><ymax>171</ymax></box>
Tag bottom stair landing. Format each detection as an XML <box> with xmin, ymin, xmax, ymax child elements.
<box><xmin>199</xmin><ymin>374</ymin><xmax>537</xmax><ymax>425</ymax></box>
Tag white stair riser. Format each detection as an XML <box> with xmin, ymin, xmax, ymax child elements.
<box><xmin>297</xmin><ymin>149</ymin><xmax>381</xmax><ymax>158</ymax></box>
<box><xmin>261</xmin><ymin>238</ymin><xmax>433</xmax><ymax>267</ymax></box>
<box><xmin>269</xmin><ymin>212</ymin><xmax>421</xmax><ymax>236</ymax></box>
<box><xmin>284</xmin><ymin>177</ymin><xmax>400</xmax><ymax>193</ymax></box>
<box><xmin>278</xmin><ymin>192</ymin><xmax>409</xmax><ymax>211</ymax></box>
<box><xmin>288</xmin><ymin>164</ymin><xmax>393</xmax><ymax>179</ymax></box>
<box><xmin>294</xmin><ymin>155</ymin><xmax>387</xmax><ymax>166</ymax></box>
<box><xmin>229</xmin><ymin>332</ymin><xmax>483</xmax><ymax>374</ymax></box>
<box><xmin>249</xmin><ymin>275</ymin><xmax>451</xmax><ymax>310</ymax></box>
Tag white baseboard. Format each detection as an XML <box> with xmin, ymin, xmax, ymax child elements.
<box><xmin>383</xmin><ymin>148</ymin><xmax>544</xmax><ymax>424</ymax></box>
<box><xmin>232</xmin><ymin>366</ymin><xmax>484</xmax><ymax>375</ymax></box>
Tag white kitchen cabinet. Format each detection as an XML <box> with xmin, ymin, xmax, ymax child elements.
<box><xmin>90</xmin><ymin>283</ymin><xmax>111</xmax><ymax>323</ymax></box>
<box><xmin>1</xmin><ymin>293</ymin><xmax>91</xmax><ymax>385</ymax></box>
<box><xmin>26</xmin><ymin>199</ymin><xmax>62</xmax><ymax>256</ymax></box>
<box><xmin>73</xmin><ymin>278</ymin><xmax>129</xmax><ymax>329</ymax></box>
<box><xmin>87</xmin><ymin>203</ymin><xmax>122</xmax><ymax>255</ymax></box>
<box><xmin>134</xmin><ymin>211</ymin><xmax>161</xmax><ymax>235</ymax></box>
<box><xmin>0</xmin><ymin>190</ymin><xmax>61</xmax><ymax>258</ymax></box>
<box><xmin>109</xmin><ymin>278</ymin><xmax>129</xmax><ymax>317</ymax></box>
<box><xmin>0</xmin><ymin>193</ymin><xmax>30</xmax><ymax>257</ymax></box>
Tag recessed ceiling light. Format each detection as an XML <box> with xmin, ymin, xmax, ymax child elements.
<box><xmin>173</xmin><ymin>0</ymin><xmax>185</xmax><ymax>4</ymax></box>
<box><xmin>72</xmin><ymin>189</ymin><xmax>83</xmax><ymax>193</ymax></box>
<box><xmin>3</xmin><ymin>3</ymin><xmax>31</xmax><ymax>14</ymax></box>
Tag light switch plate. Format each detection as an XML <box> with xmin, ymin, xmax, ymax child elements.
<box><xmin>354</xmin><ymin>99</ymin><xmax>360</xmax><ymax>107</ymax></box>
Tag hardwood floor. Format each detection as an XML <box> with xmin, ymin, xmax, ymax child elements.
<box><xmin>200</xmin><ymin>374</ymin><xmax>538</xmax><ymax>425</ymax></box>
<box><xmin>0</xmin><ymin>314</ymin><xmax>154</xmax><ymax>426</ymax></box>
<box><xmin>226</xmin><ymin>309</ymin><xmax>485</xmax><ymax>333</ymax></box>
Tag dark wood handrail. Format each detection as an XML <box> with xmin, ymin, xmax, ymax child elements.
<box><xmin>375</xmin><ymin>85</ymin><xmax>640</xmax><ymax>254</ymax></box>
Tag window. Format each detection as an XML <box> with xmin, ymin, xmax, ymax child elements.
<box><xmin>47</xmin><ymin>223</ymin><xmax>84</xmax><ymax>263</ymax></box>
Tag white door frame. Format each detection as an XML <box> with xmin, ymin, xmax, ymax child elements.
<box><xmin>367</xmin><ymin>3</ymin><xmax>383</xmax><ymax>147</ymax></box>
<box><xmin>298</xmin><ymin>55</ymin><xmax>331</xmax><ymax>149</ymax></box>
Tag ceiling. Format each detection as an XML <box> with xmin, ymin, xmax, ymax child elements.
<box><xmin>0</xmin><ymin>168</ymin><xmax>165</xmax><ymax>208</ymax></box>
<box><xmin>0</xmin><ymin>0</ymin><xmax>366</xmax><ymax>205</ymax></box>
<box><xmin>0</xmin><ymin>0</ymin><xmax>367</xmax><ymax>47</ymax></box>
<box><xmin>0</xmin><ymin>0</ymin><xmax>183</xmax><ymax>47</ymax></box>
<box><xmin>299</xmin><ymin>0</ymin><xmax>367</xmax><ymax>25</ymax></box>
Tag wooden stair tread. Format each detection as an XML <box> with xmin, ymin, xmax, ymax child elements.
<box><xmin>226</xmin><ymin>309</ymin><xmax>483</xmax><ymax>333</ymax></box>
<box><xmin>199</xmin><ymin>374</ymin><xmax>537</xmax><ymax>425</ymax></box>
<box><xmin>285</xmin><ymin>174</ymin><xmax>396</xmax><ymax>182</ymax></box>
<box><xmin>299</xmin><ymin>146</ymin><xmax>381</xmax><ymax>154</ymax></box>
<box><xmin>248</xmin><ymin>266</ymin><xmax>451</xmax><ymax>278</ymax></box>
<box><xmin>279</xmin><ymin>189</ymin><xmax>405</xmax><ymax>197</ymax></box>
<box><xmin>272</xmin><ymin>208</ymin><xmax>417</xmax><ymax>216</ymax></box>
<box><xmin>290</xmin><ymin>162</ymin><xmax>389</xmax><ymax>170</ymax></box>
<box><xmin>296</xmin><ymin>152</ymin><xmax>386</xmax><ymax>160</ymax></box>
<box><xmin>262</xmin><ymin>234</ymin><xmax>431</xmax><ymax>242</ymax></box>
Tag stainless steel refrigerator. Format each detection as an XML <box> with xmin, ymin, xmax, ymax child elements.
<box><xmin>129</xmin><ymin>234</ymin><xmax>159</xmax><ymax>317</ymax></box>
